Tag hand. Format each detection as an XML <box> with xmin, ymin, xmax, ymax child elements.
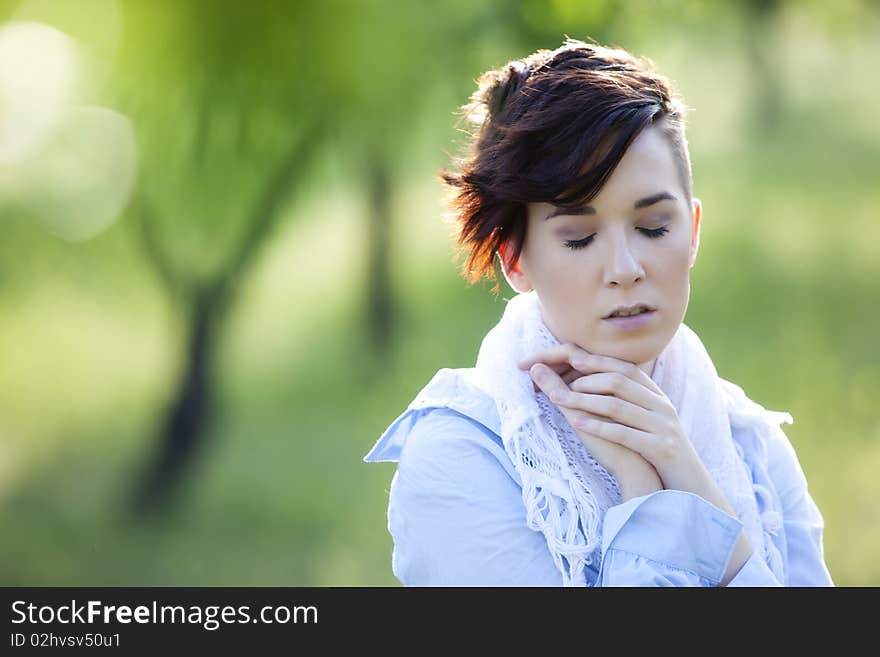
<box><xmin>518</xmin><ymin>354</ymin><xmax>662</xmax><ymax>500</ymax></box>
<box><xmin>518</xmin><ymin>343</ymin><xmax>717</xmax><ymax>501</ymax></box>
<box><xmin>521</xmin><ymin>343</ymin><xmax>753</xmax><ymax>583</ymax></box>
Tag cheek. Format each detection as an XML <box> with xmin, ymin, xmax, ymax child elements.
<box><xmin>541</xmin><ymin>250</ymin><xmax>599</xmax><ymax>301</ymax></box>
<box><xmin>654</xmin><ymin>250</ymin><xmax>693</xmax><ymax>324</ymax></box>
<box><xmin>652</xmin><ymin>239</ymin><xmax>692</xmax><ymax>286</ymax></box>
<box><xmin>527</xmin><ymin>238</ymin><xmax>578</xmax><ymax>285</ymax></box>
<box><xmin>527</xmin><ymin>245</ymin><xmax>600</xmax><ymax>339</ymax></box>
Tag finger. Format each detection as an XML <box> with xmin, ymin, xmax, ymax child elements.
<box><xmin>517</xmin><ymin>343</ymin><xmax>590</xmax><ymax>371</ymax></box>
<box><xmin>547</xmin><ymin>362</ymin><xmax>574</xmax><ymax>376</ymax></box>
<box><xmin>518</xmin><ymin>343</ymin><xmax>663</xmax><ymax>398</ymax></box>
<box><xmin>552</xmin><ymin>387</ymin><xmax>656</xmax><ymax>433</ymax></box>
<box><xmin>569</xmin><ymin>372</ymin><xmax>662</xmax><ymax>412</ymax></box>
<box><xmin>531</xmin><ymin>372</ymin><xmax>611</xmax><ymax>437</ymax></box>
<box><xmin>567</xmin><ymin>352</ymin><xmax>664</xmax><ymax>397</ymax></box>
<box><xmin>530</xmin><ymin>364</ymin><xmax>613</xmax><ymax>422</ymax></box>
<box><xmin>561</xmin><ymin>367</ymin><xmax>581</xmax><ymax>386</ymax></box>
<box><xmin>529</xmin><ymin>362</ymin><xmax>570</xmax><ymax>400</ymax></box>
<box><xmin>526</xmin><ymin>362</ymin><xmax>573</xmax><ymax>392</ymax></box>
<box><xmin>533</xmin><ymin>363</ymin><xmax>654</xmax><ymax>432</ymax></box>
<box><xmin>556</xmin><ymin>406</ymin><xmax>609</xmax><ymax>432</ymax></box>
<box><xmin>568</xmin><ymin>413</ymin><xmax>652</xmax><ymax>456</ymax></box>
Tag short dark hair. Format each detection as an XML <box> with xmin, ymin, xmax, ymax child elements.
<box><xmin>441</xmin><ymin>38</ymin><xmax>692</xmax><ymax>293</ymax></box>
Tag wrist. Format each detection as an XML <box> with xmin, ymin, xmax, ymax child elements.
<box><xmin>720</xmin><ymin>530</ymin><xmax>753</xmax><ymax>586</ymax></box>
<box><xmin>662</xmin><ymin>463</ymin><xmax>736</xmax><ymax>516</ymax></box>
<box><xmin>619</xmin><ymin>469</ymin><xmax>663</xmax><ymax>502</ymax></box>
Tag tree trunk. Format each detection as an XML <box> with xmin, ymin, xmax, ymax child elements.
<box><xmin>132</xmin><ymin>290</ymin><xmax>221</xmax><ymax>514</ymax></box>
<box><xmin>131</xmin><ymin>120</ymin><xmax>322</xmax><ymax>516</ymax></box>
<box><xmin>746</xmin><ymin>0</ymin><xmax>782</xmax><ymax>134</ymax></box>
<box><xmin>366</xmin><ymin>157</ymin><xmax>394</xmax><ymax>355</ymax></box>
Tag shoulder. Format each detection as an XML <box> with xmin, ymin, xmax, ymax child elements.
<box><xmin>364</xmin><ymin>367</ymin><xmax>520</xmax><ymax>486</ymax></box>
<box><xmin>761</xmin><ymin>423</ymin><xmax>811</xmax><ymax>511</ymax></box>
<box><xmin>720</xmin><ymin>378</ymin><xmax>809</xmax><ymax>502</ymax></box>
<box><xmin>383</xmin><ymin>398</ymin><xmax>563</xmax><ymax>586</ymax></box>
<box><xmin>395</xmin><ymin>406</ymin><xmax>521</xmax><ymax>495</ymax></box>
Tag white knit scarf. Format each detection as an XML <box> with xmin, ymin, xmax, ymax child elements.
<box><xmin>471</xmin><ymin>290</ymin><xmax>790</xmax><ymax>586</ymax></box>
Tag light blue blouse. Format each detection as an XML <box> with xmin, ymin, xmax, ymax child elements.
<box><xmin>364</xmin><ymin>368</ymin><xmax>834</xmax><ymax>587</ymax></box>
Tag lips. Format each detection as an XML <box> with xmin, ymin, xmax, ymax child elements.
<box><xmin>604</xmin><ymin>303</ymin><xmax>656</xmax><ymax>319</ymax></box>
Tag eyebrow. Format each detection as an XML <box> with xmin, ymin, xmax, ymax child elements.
<box><xmin>544</xmin><ymin>191</ymin><xmax>677</xmax><ymax>220</ymax></box>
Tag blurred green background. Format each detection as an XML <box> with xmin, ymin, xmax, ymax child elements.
<box><xmin>0</xmin><ymin>0</ymin><xmax>877</xmax><ymax>586</ymax></box>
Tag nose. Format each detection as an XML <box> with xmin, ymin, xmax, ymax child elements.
<box><xmin>603</xmin><ymin>232</ymin><xmax>645</xmax><ymax>288</ymax></box>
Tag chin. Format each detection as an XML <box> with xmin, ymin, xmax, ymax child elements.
<box><xmin>593</xmin><ymin>337</ymin><xmax>666</xmax><ymax>366</ymax></box>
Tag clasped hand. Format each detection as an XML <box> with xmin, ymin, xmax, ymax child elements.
<box><xmin>517</xmin><ymin>343</ymin><xmax>711</xmax><ymax>499</ymax></box>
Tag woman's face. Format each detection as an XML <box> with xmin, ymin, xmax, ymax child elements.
<box><xmin>502</xmin><ymin>124</ymin><xmax>702</xmax><ymax>368</ymax></box>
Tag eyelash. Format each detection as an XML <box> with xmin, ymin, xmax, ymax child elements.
<box><xmin>564</xmin><ymin>226</ymin><xmax>670</xmax><ymax>250</ymax></box>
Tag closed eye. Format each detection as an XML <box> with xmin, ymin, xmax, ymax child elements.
<box><xmin>564</xmin><ymin>234</ymin><xmax>596</xmax><ymax>250</ymax></box>
<box><xmin>638</xmin><ymin>226</ymin><xmax>670</xmax><ymax>238</ymax></box>
<box><xmin>565</xmin><ymin>225</ymin><xmax>668</xmax><ymax>250</ymax></box>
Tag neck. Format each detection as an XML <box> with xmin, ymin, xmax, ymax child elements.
<box><xmin>639</xmin><ymin>358</ymin><xmax>657</xmax><ymax>378</ymax></box>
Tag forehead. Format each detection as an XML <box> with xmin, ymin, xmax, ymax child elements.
<box><xmin>591</xmin><ymin>125</ymin><xmax>681</xmax><ymax>203</ymax></box>
<box><xmin>540</xmin><ymin>123</ymin><xmax>684</xmax><ymax>217</ymax></box>
<box><xmin>526</xmin><ymin>124</ymin><xmax>685</xmax><ymax>222</ymax></box>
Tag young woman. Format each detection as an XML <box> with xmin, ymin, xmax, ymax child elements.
<box><xmin>363</xmin><ymin>39</ymin><xmax>834</xmax><ymax>586</ymax></box>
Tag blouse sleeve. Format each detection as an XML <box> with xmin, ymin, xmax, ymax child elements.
<box><xmin>388</xmin><ymin>409</ymin><xmax>566</xmax><ymax>586</ymax></box>
<box><xmin>597</xmin><ymin>490</ymin><xmax>744</xmax><ymax>586</ymax></box>
<box><xmin>725</xmin><ymin>428</ymin><xmax>834</xmax><ymax>586</ymax></box>
<box><xmin>387</xmin><ymin>409</ymin><xmax>750</xmax><ymax>587</ymax></box>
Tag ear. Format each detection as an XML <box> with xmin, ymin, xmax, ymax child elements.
<box><xmin>689</xmin><ymin>197</ymin><xmax>702</xmax><ymax>269</ymax></box>
<box><xmin>498</xmin><ymin>241</ymin><xmax>533</xmax><ymax>293</ymax></box>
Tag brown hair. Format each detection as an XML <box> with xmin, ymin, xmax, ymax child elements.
<box><xmin>441</xmin><ymin>38</ymin><xmax>692</xmax><ymax>293</ymax></box>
